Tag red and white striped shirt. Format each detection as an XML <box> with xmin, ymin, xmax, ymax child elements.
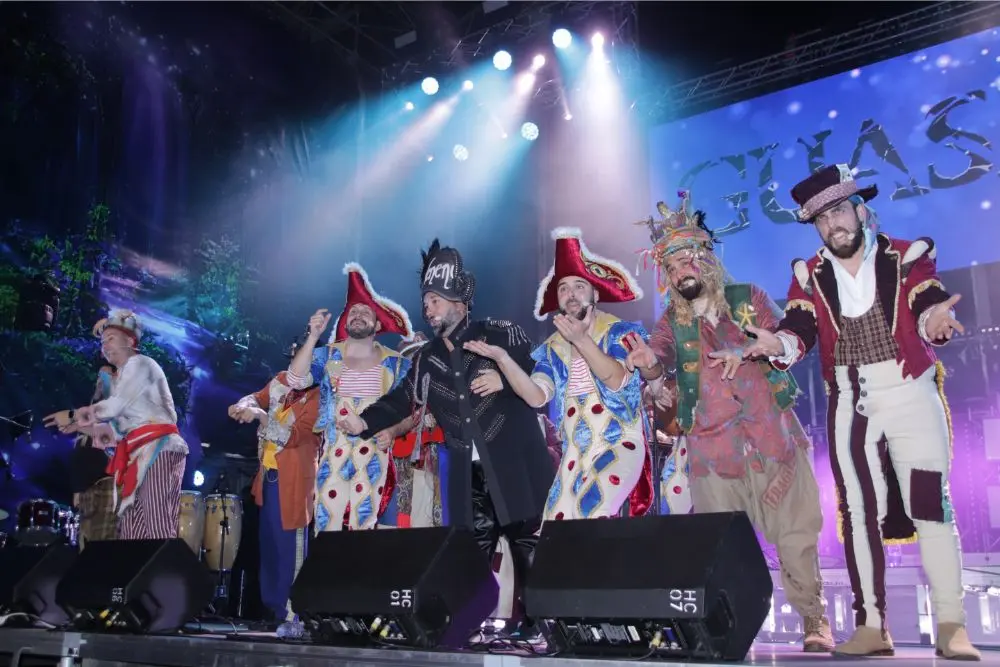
<box><xmin>567</xmin><ymin>357</ymin><xmax>596</xmax><ymax>397</ymax></box>
<box><xmin>336</xmin><ymin>366</ymin><xmax>384</xmax><ymax>398</ymax></box>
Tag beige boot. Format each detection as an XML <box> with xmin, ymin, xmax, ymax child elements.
<box><xmin>936</xmin><ymin>623</ymin><xmax>981</xmax><ymax>661</ymax></box>
<box><xmin>803</xmin><ymin>616</ymin><xmax>835</xmax><ymax>652</ymax></box>
<box><xmin>832</xmin><ymin>626</ymin><xmax>894</xmax><ymax>657</ymax></box>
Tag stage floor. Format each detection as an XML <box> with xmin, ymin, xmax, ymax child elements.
<box><xmin>0</xmin><ymin>628</ymin><xmax>997</xmax><ymax>667</ymax></box>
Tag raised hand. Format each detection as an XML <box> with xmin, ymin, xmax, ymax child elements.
<box><xmin>308</xmin><ymin>308</ymin><xmax>333</xmax><ymax>340</ymax></box>
<box><xmin>623</xmin><ymin>332</ymin><xmax>658</xmax><ymax>372</ymax></box>
<box><xmin>553</xmin><ymin>313</ymin><xmax>589</xmax><ymax>345</ymax></box>
<box><xmin>742</xmin><ymin>324</ymin><xmax>784</xmax><ymax>359</ymax></box>
<box><xmin>470</xmin><ymin>369</ymin><xmax>504</xmax><ymax>397</ymax></box>
<box><xmin>463</xmin><ymin>340</ymin><xmax>508</xmax><ymax>362</ymax></box>
<box><xmin>925</xmin><ymin>294</ymin><xmax>964</xmax><ymax>341</ymax></box>
<box><xmin>43</xmin><ymin>410</ymin><xmax>73</xmax><ymax>430</ymax></box>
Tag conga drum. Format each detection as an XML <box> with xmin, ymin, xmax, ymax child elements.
<box><xmin>203</xmin><ymin>494</ymin><xmax>242</xmax><ymax>572</ymax></box>
<box><xmin>177</xmin><ymin>491</ymin><xmax>205</xmax><ymax>557</ymax></box>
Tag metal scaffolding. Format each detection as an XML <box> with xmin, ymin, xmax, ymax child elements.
<box><xmin>639</xmin><ymin>0</ymin><xmax>1000</xmax><ymax>124</ymax></box>
<box><xmin>380</xmin><ymin>1</ymin><xmax>640</xmax><ymax>98</ymax></box>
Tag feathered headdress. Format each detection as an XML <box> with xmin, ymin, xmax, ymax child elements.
<box><xmin>92</xmin><ymin>308</ymin><xmax>142</xmax><ymax>344</ymax></box>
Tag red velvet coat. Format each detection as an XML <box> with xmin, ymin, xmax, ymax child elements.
<box><xmin>773</xmin><ymin>233</ymin><xmax>951</xmax><ymax>387</ymax></box>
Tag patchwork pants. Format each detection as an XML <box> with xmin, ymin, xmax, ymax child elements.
<box><xmin>829</xmin><ymin>360</ymin><xmax>965</xmax><ymax>628</ymax></box>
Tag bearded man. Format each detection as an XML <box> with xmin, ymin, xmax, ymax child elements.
<box><xmin>337</xmin><ymin>240</ymin><xmax>554</xmax><ymax>625</ymax></box>
<box><xmin>45</xmin><ymin>310</ymin><xmax>188</xmax><ymax>540</ymax></box>
<box><xmin>468</xmin><ymin>228</ymin><xmax>653</xmax><ymax>520</ymax></box>
<box><xmin>286</xmin><ymin>264</ymin><xmax>414</xmax><ymax>533</ymax></box>
<box><xmin>624</xmin><ymin>195</ymin><xmax>833</xmax><ymax>653</ymax></box>
<box><xmin>722</xmin><ymin>165</ymin><xmax>977</xmax><ymax>660</ymax></box>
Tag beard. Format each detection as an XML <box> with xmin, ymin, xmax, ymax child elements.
<box><xmin>558</xmin><ymin>299</ymin><xmax>592</xmax><ymax>321</ymax></box>
<box><xmin>347</xmin><ymin>320</ymin><xmax>376</xmax><ymax>339</ymax></box>
<box><xmin>426</xmin><ymin>310</ymin><xmax>463</xmax><ymax>337</ymax></box>
<box><xmin>675</xmin><ymin>277</ymin><xmax>703</xmax><ymax>301</ymax></box>
<box><xmin>824</xmin><ymin>226</ymin><xmax>864</xmax><ymax>259</ymax></box>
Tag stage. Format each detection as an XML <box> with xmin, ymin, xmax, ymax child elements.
<box><xmin>2</xmin><ymin>560</ymin><xmax>1000</xmax><ymax>667</ymax></box>
<box><xmin>0</xmin><ymin>628</ymin><xmax>997</xmax><ymax>667</ymax></box>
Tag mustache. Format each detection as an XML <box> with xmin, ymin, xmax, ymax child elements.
<box><xmin>559</xmin><ymin>301</ymin><xmax>592</xmax><ymax>321</ymax></box>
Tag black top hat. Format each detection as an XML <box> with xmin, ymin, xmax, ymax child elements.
<box><xmin>791</xmin><ymin>164</ymin><xmax>878</xmax><ymax>223</ymax></box>
<box><xmin>420</xmin><ymin>239</ymin><xmax>475</xmax><ymax>304</ymax></box>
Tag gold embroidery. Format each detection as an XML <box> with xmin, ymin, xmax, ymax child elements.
<box><xmin>886</xmin><ymin>240</ymin><xmax>901</xmax><ymax>335</ymax></box>
<box><xmin>908</xmin><ymin>279</ymin><xmax>944</xmax><ymax>309</ymax></box>
<box><xmin>682</xmin><ymin>361</ymin><xmax>699</xmax><ymax>373</ymax></box>
<box><xmin>785</xmin><ymin>299</ymin><xmax>816</xmax><ymax>317</ymax></box>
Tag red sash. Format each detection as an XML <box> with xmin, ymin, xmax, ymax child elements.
<box><xmin>106</xmin><ymin>423</ymin><xmax>179</xmax><ymax>500</ymax></box>
<box><xmin>391</xmin><ymin>426</ymin><xmax>445</xmax><ymax>459</ymax></box>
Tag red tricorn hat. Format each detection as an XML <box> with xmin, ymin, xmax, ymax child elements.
<box><xmin>534</xmin><ymin>228</ymin><xmax>644</xmax><ymax>321</ymax></box>
<box><xmin>333</xmin><ymin>263</ymin><xmax>414</xmax><ymax>343</ymax></box>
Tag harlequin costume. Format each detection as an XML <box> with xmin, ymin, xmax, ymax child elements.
<box><xmin>643</xmin><ymin>195</ymin><xmax>833</xmax><ymax>652</ymax></box>
<box><xmin>358</xmin><ymin>240</ymin><xmax>554</xmax><ymax>624</ymax></box>
<box><xmin>234</xmin><ymin>362</ymin><xmax>320</xmax><ymax>623</ymax></box>
<box><xmin>771</xmin><ymin>165</ymin><xmax>978</xmax><ymax>659</ymax></box>
<box><xmin>286</xmin><ymin>264</ymin><xmax>413</xmax><ymax>533</ymax></box>
<box><xmin>381</xmin><ymin>335</ymin><xmax>446</xmax><ymax>529</ymax></box>
<box><xmin>90</xmin><ymin>310</ymin><xmax>188</xmax><ymax>540</ymax></box>
<box><xmin>528</xmin><ymin>228</ymin><xmax>653</xmax><ymax>520</ymax></box>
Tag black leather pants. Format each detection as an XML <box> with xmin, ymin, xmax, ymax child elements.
<box><xmin>471</xmin><ymin>462</ymin><xmax>541</xmax><ymax>622</ymax></box>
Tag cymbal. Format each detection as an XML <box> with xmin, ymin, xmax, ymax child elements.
<box><xmin>223</xmin><ymin>452</ymin><xmax>252</xmax><ymax>460</ymax></box>
<box><xmin>0</xmin><ymin>509</ymin><xmax>8</xmax><ymax>521</ymax></box>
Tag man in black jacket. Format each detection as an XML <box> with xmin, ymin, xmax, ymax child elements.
<box><xmin>337</xmin><ymin>240</ymin><xmax>554</xmax><ymax>623</ymax></box>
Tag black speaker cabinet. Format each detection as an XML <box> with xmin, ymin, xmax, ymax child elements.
<box><xmin>291</xmin><ymin>527</ymin><xmax>497</xmax><ymax>649</ymax></box>
<box><xmin>0</xmin><ymin>544</ymin><xmax>78</xmax><ymax>624</ymax></box>
<box><xmin>56</xmin><ymin>539</ymin><xmax>214</xmax><ymax>633</ymax></box>
<box><xmin>525</xmin><ymin>512</ymin><xmax>772</xmax><ymax>661</ymax></box>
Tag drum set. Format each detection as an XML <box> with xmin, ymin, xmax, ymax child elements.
<box><xmin>0</xmin><ymin>498</ymin><xmax>81</xmax><ymax>549</ymax></box>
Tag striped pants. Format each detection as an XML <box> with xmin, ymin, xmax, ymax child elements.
<box><xmin>829</xmin><ymin>360</ymin><xmax>965</xmax><ymax>628</ymax></box>
<box><xmin>117</xmin><ymin>451</ymin><xmax>186</xmax><ymax>540</ymax></box>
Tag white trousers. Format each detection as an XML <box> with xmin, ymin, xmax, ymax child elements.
<box><xmin>830</xmin><ymin>360</ymin><xmax>965</xmax><ymax>628</ymax></box>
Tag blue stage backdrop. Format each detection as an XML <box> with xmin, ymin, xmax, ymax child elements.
<box><xmin>646</xmin><ymin>25</ymin><xmax>1000</xmax><ymax>556</ymax></box>
<box><xmin>648</xmin><ymin>27</ymin><xmax>1000</xmax><ymax>318</ymax></box>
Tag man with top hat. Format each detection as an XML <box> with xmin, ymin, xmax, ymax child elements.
<box><xmin>228</xmin><ymin>340</ymin><xmax>321</xmax><ymax>630</ymax></box>
<box><xmin>466</xmin><ymin>227</ymin><xmax>654</xmax><ymax>520</ymax></box>
<box><xmin>286</xmin><ymin>263</ymin><xmax>414</xmax><ymax>533</ymax></box>
<box><xmin>337</xmin><ymin>240</ymin><xmax>554</xmax><ymax>625</ymax></box>
<box><xmin>719</xmin><ymin>164</ymin><xmax>977</xmax><ymax>659</ymax></box>
<box><xmin>44</xmin><ymin>309</ymin><xmax>189</xmax><ymax>540</ymax></box>
<box><xmin>623</xmin><ymin>196</ymin><xmax>834</xmax><ymax>653</ymax></box>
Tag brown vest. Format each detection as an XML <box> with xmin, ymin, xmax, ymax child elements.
<box><xmin>834</xmin><ymin>304</ymin><xmax>899</xmax><ymax>367</ymax></box>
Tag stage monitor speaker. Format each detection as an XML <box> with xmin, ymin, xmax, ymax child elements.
<box><xmin>56</xmin><ymin>538</ymin><xmax>214</xmax><ymax>633</ymax></box>
<box><xmin>290</xmin><ymin>526</ymin><xmax>497</xmax><ymax>649</ymax></box>
<box><xmin>524</xmin><ymin>512</ymin><xmax>773</xmax><ymax>662</ymax></box>
<box><xmin>0</xmin><ymin>544</ymin><xmax>78</xmax><ymax>625</ymax></box>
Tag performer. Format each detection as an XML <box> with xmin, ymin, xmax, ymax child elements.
<box><xmin>228</xmin><ymin>346</ymin><xmax>321</xmax><ymax>627</ymax></box>
<box><xmin>286</xmin><ymin>263</ymin><xmax>414</xmax><ymax>533</ymax></box>
<box><xmin>381</xmin><ymin>333</ymin><xmax>446</xmax><ymax>529</ymax></box>
<box><xmin>727</xmin><ymin>165</ymin><xmax>977</xmax><ymax>660</ymax></box>
<box><xmin>628</xmin><ymin>195</ymin><xmax>833</xmax><ymax>652</ymax></box>
<box><xmin>337</xmin><ymin>240</ymin><xmax>554</xmax><ymax>624</ymax></box>
<box><xmin>46</xmin><ymin>310</ymin><xmax>188</xmax><ymax>540</ymax></box>
<box><xmin>468</xmin><ymin>228</ymin><xmax>653</xmax><ymax>520</ymax></box>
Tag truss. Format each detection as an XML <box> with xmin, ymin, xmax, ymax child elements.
<box><xmin>639</xmin><ymin>1</ymin><xmax>1000</xmax><ymax>124</ymax></box>
<box><xmin>380</xmin><ymin>1</ymin><xmax>638</xmax><ymax>91</ymax></box>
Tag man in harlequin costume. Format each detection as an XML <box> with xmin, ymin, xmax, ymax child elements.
<box><xmin>46</xmin><ymin>310</ymin><xmax>189</xmax><ymax>540</ymax></box>
<box><xmin>726</xmin><ymin>165</ymin><xmax>977</xmax><ymax>660</ymax></box>
<box><xmin>286</xmin><ymin>263</ymin><xmax>414</xmax><ymax>533</ymax></box>
<box><xmin>338</xmin><ymin>240</ymin><xmax>554</xmax><ymax>626</ymax></box>
<box><xmin>468</xmin><ymin>228</ymin><xmax>653</xmax><ymax>520</ymax></box>
<box><xmin>380</xmin><ymin>333</ymin><xmax>446</xmax><ymax>529</ymax></box>
<box><xmin>228</xmin><ymin>339</ymin><xmax>321</xmax><ymax>629</ymax></box>
<box><xmin>624</xmin><ymin>195</ymin><xmax>834</xmax><ymax>652</ymax></box>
